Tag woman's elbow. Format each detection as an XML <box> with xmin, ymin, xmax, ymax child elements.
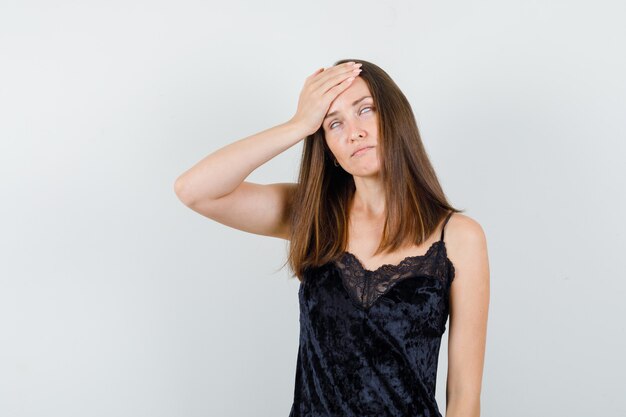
<box><xmin>445</xmin><ymin>394</ymin><xmax>481</xmax><ymax>417</ymax></box>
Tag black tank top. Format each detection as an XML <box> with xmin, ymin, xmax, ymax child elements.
<box><xmin>289</xmin><ymin>211</ymin><xmax>455</xmax><ymax>417</ymax></box>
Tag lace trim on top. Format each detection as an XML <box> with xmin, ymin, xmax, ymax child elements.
<box><xmin>333</xmin><ymin>241</ymin><xmax>453</xmax><ymax>310</ymax></box>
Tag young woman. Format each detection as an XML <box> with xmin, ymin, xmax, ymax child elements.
<box><xmin>174</xmin><ymin>59</ymin><xmax>490</xmax><ymax>417</ymax></box>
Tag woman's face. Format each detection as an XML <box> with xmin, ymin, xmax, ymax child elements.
<box><xmin>323</xmin><ymin>77</ymin><xmax>381</xmax><ymax>177</ymax></box>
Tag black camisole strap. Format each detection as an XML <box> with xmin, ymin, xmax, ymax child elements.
<box><xmin>439</xmin><ymin>211</ymin><xmax>454</xmax><ymax>242</ymax></box>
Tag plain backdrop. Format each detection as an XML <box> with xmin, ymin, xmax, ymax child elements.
<box><xmin>1</xmin><ymin>1</ymin><xmax>625</xmax><ymax>416</ymax></box>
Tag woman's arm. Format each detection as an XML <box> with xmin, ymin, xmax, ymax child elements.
<box><xmin>173</xmin><ymin>121</ymin><xmax>307</xmax><ymax>239</ymax></box>
<box><xmin>174</xmin><ymin>62</ymin><xmax>361</xmax><ymax>239</ymax></box>
<box><xmin>445</xmin><ymin>214</ymin><xmax>490</xmax><ymax>417</ymax></box>
<box><xmin>174</xmin><ymin>121</ymin><xmax>306</xmax><ymax>205</ymax></box>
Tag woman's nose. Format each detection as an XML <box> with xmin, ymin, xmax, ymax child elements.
<box><xmin>346</xmin><ymin>120</ymin><xmax>365</xmax><ymax>139</ymax></box>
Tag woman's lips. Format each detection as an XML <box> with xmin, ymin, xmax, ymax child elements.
<box><xmin>352</xmin><ymin>146</ymin><xmax>374</xmax><ymax>157</ymax></box>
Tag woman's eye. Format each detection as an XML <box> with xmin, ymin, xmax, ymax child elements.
<box><xmin>329</xmin><ymin>107</ymin><xmax>374</xmax><ymax>129</ymax></box>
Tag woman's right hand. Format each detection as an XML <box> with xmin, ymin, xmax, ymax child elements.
<box><xmin>289</xmin><ymin>62</ymin><xmax>363</xmax><ymax>137</ymax></box>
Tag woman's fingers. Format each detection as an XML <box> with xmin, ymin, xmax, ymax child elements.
<box><xmin>316</xmin><ymin>63</ymin><xmax>362</xmax><ymax>101</ymax></box>
<box><xmin>325</xmin><ymin>66</ymin><xmax>361</xmax><ymax>92</ymax></box>
<box><xmin>310</xmin><ymin>62</ymin><xmax>359</xmax><ymax>89</ymax></box>
<box><xmin>290</xmin><ymin>62</ymin><xmax>362</xmax><ymax>135</ymax></box>
<box><xmin>326</xmin><ymin>73</ymin><xmax>358</xmax><ymax>98</ymax></box>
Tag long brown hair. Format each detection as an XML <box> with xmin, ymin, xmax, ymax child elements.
<box><xmin>283</xmin><ymin>58</ymin><xmax>463</xmax><ymax>282</ymax></box>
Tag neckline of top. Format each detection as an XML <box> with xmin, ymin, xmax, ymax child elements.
<box><xmin>340</xmin><ymin>240</ymin><xmax>444</xmax><ymax>274</ymax></box>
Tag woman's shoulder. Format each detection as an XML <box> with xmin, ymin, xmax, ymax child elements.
<box><xmin>444</xmin><ymin>212</ymin><xmax>488</xmax><ymax>274</ymax></box>
<box><xmin>446</xmin><ymin>212</ymin><xmax>485</xmax><ymax>241</ymax></box>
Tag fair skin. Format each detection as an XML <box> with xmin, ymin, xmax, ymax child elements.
<box><xmin>174</xmin><ymin>62</ymin><xmax>489</xmax><ymax>417</ymax></box>
<box><xmin>322</xmin><ymin>76</ymin><xmax>387</xmax><ymax>253</ymax></box>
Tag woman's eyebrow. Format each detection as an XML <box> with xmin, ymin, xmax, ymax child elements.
<box><xmin>324</xmin><ymin>96</ymin><xmax>372</xmax><ymax>121</ymax></box>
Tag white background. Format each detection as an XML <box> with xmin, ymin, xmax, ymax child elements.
<box><xmin>1</xmin><ymin>1</ymin><xmax>625</xmax><ymax>416</ymax></box>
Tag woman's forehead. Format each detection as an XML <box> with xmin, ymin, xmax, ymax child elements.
<box><xmin>327</xmin><ymin>78</ymin><xmax>372</xmax><ymax>113</ymax></box>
